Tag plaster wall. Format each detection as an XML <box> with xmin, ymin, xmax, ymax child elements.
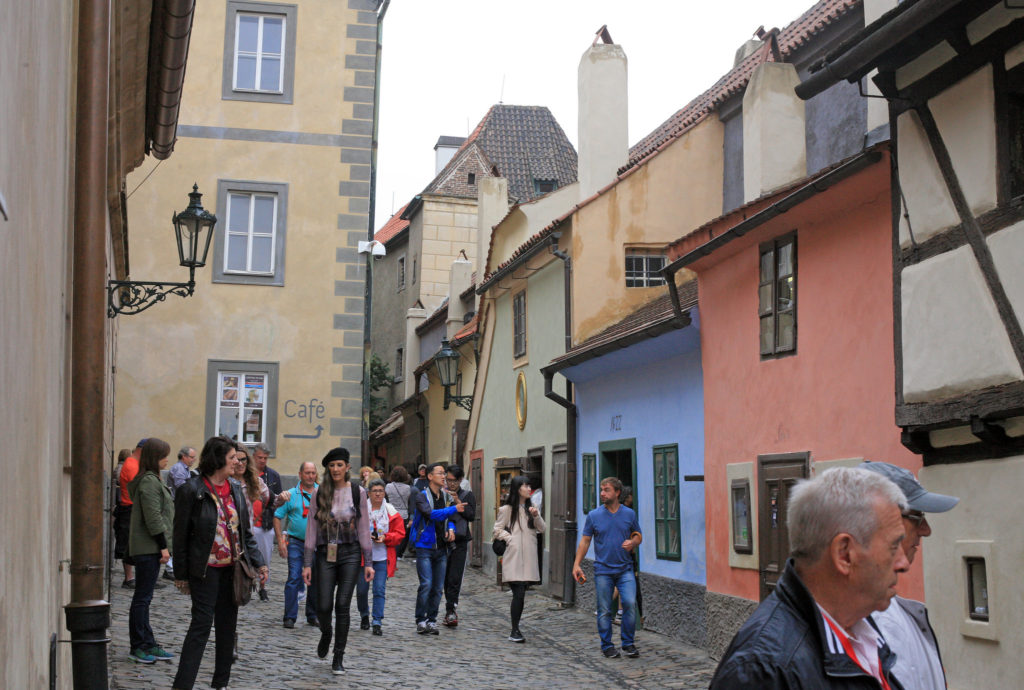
<box><xmin>370</xmin><ymin>233</ymin><xmax>408</xmax><ymax>410</ymax></box>
<box><xmin>742</xmin><ymin>62</ymin><xmax>806</xmax><ymax>203</ymax></box>
<box><xmin>988</xmin><ymin>219</ymin><xmax>1024</xmax><ymax>330</ymax></box>
<box><xmin>488</xmin><ymin>183</ymin><xmax>577</xmax><ymax>278</ymax></box>
<box><xmin>966</xmin><ymin>4</ymin><xmax>1024</xmax><ymax>45</ymax></box>
<box><xmin>920</xmin><ymin>457</ymin><xmax>1024</xmax><ymax>689</ymax></box>
<box><xmin>901</xmin><ymin>245</ymin><xmax>1022</xmax><ymax>402</ymax></box>
<box><xmin>0</xmin><ymin>1</ymin><xmax>77</xmax><ymax>685</ymax></box>
<box><xmin>422</xmin><ymin>341</ymin><xmax>474</xmax><ymax>467</ymax></box>
<box><xmin>476</xmin><ymin>177</ymin><xmax>509</xmax><ymax>277</ymax></box>
<box><xmin>569</xmin><ymin>325</ymin><xmax>706</xmax><ymax>585</ymax></box>
<box><xmin>577</xmin><ymin>43</ymin><xmax>628</xmax><ymax>201</ymax></box>
<box><xmin>115</xmin><ymin>0</ymin><xmax>371</xmax><ymax>469</ymax></box>
<box><xmin>572</xmin><ymin>116</ymin><xmax>723</xmax><ymax>343</ymax></box>
<box><xmin>474</xmin><ymin>259</ymin><xmax>566</xmax><ymax>557</ymax></box>
<box><xmin>695</xmin><ymin>161</ymin><xmax>922</xmax><ymax>603</ymax></box>
<box><xmin>896</xmin><ymin>66</ymin><xmax>997</xmax><ymax>247</ymax></box>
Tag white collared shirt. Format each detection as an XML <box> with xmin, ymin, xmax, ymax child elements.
<box><xmin>818</xmin><ymin>605</ymin><xmax>886</xmax><ymax>685</ymax></box>
<box><xmin>872</xmin><ymin>599</ymin><xmax>945</xmax><ymax>690</ymax></box>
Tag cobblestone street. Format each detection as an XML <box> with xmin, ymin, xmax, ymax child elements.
<box><xmin>108</xmin><ymin>559</ymin><xmax>715</xmax><ymax>689</ymax></box>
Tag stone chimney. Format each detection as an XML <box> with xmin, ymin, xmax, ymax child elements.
<box><xmin>434</xmin><ymin>136</ymin><xmax>465</xmax><ymax>174</ymax></box>
<box><xmin>577</xmin><ymin>39</ymin><xmax>628</xmax><ymax>201</ymax></box>
<box><xmin>742</xmin><ymin>61</ymin><xmax>806</xmax><ymax>202</ymax></box>
<box><xmin>403</xmin><ymin>306</ymin><xmax>427</xmax><ymax>398</ymax></box>
<box><xmin>446</xmin><ymin>256</ymin><xmax>474</xmax><ymax>340</ymax></box>
<box><xmin>476</xmin><ymin>176</ymin><xmax>509</xmax><ymax>294</ymax></box>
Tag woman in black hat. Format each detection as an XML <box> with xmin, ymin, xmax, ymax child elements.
<box><xmin>302</xmin><ymin>447</ymin><xmax>373</xmax><ymax>676</ymax></box>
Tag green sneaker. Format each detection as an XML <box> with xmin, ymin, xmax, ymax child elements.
<box><xmin>145</xmin><ymin>646</ymin><xmax>174</xmax><ymax>661</ymax></box>
<box><xmin>128</xmin><ymin>648</ymin><xmax>155</xmax><ymax>664</ymax></box>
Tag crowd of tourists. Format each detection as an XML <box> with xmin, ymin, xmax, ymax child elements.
<box><xmin>114</xmin><ymin>435</ymin><xmax>956</xmax><ymax>689</ymax></box>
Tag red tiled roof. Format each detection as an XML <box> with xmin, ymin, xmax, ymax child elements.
<box><xmin>547</xmin><ymin>281</ymin><xmax>698</xmax><ymax>368</ymax></box>
<box><xmin>375</xmin><ymin>203</ymin><xmax>410</xmax><ymax>244</ymax></box>
<box><xmin>452</xmin><ymin>312</ymin><xmax>478</xmax><ymax>344</ymax></box>
<box><xmin>624</xmin><ymin>0</ymin><xmax>860</xmax><ymax>172</ymax></box>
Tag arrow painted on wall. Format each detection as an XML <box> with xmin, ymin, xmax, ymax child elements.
<box><xmin>283</xmin><ymin>424</ymin><xmax>323</xmax><ymax>440</ymax></box>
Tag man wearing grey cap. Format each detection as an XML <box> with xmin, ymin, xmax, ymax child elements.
<box><xmin>861</xmin><ymin>460</ymin><xmax>959</xmax><ymax>690</ymax></box>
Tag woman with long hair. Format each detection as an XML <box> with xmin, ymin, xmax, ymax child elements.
<box><xmin>356</xmin><ymin>478</ymin><xmax>405</xmax><ymax>635</ymax></box>
<box><xmin>385</xmin><ymin>465</ymin><xmax>413</xmax><ymax>559</ymax></box>
<box><xmin>302</xmin><ymin>447</ymin><xmax>373</xmax><ymax>676</ymax></box>
<box><xmin>233</xmin><ymin>444</ymin><xmax>270</xmax><ymax>601</ymax></box>
<box><xmin>492</xmin><ymin>475</ymin><xmax>545</xmax><ymax>643</ymax></box>
<box><xmin>126</xmin><ymin>438</ymin><xmax>175</xmax><ymax>664</ymax></box>
<box><xmin>171</xmin><ymin>436</ymin><xmax>268</xmax><ymax>690</ymax></box>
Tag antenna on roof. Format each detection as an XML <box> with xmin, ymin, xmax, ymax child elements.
<box><xmin>499</xmin><ymin>74</ymin><xmax>505</xmax><ymax>103</ymax></box>
<box><xmin>593</xmin><ymin>25</ymin><xmax>613</xmax><ymax>45</ymax></box>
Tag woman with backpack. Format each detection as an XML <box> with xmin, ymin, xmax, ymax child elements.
<box><xmin>302</xmin><ymin>447</ymin><xmax>374</xmax><ymax>676</ymax></box>
<box><xmin>492</xmin><ymin>475</ymin><xmax>545</xmax><ymax>643</ymax></box>
<box><xmin>385</xmin><ymin>465</ymin><xmax>413</xmax><ymax>558</ymax></box>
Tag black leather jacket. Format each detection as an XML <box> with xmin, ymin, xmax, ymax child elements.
<box><xmin>450</xmin><ymin>488</ymin><xmax>476</xmax><ymax>542</ymax></box>
<box><xmin>172</xmin><ymin>475</ymin><xmax>266</xmax><ymax>580</ymax></box>
<box><xmin>710</xmin><ymin>559</ymin><xmax>905</xmax><ymax>690</ymax></box>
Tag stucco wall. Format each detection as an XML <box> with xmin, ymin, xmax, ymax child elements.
<box><xmin>0</xmin><ymin>1</ymin><xmax>78</xmax><ymax>686</ymax></box>
<box><xmin>572</xmin><ymin>116</ymin><xmax>723</xmax><ymax>344</ymax></box>
<box><xmin>695</xmin><ymin>160</ymin><xmax>922</xmax><ymax>607</ymax></box>
<box><xmin>115</xmin><ymin>0</ymin><xmax>372</xmax><ymax>468</ymax></box>
<box><xmin>920</xmin><ymin>457</ymin><xmax>1024</xmax><ymax>690</ymax></box>
<box><xmin>370</xmin><ymin>232</ymin><xmax>408</xmax><ymax>411</ymax></box>
<box><xmin>568</xmin><ymin>324</ymin><xmax>706</xmax><ymax>585</ymax></box>
<box><xmin>475</xmin><ymin>258</ymin><xmax>566</xmax><ymax>559</ymax></box>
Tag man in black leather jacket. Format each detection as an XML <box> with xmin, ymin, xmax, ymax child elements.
<box><xmin>710</xmin><ymin>467</ymin><xmax>910</xmax><ymax>689</ymax></box>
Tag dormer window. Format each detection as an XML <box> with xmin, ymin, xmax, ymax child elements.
<box><xmin>533</xmin><ymin>179</ymin><xmax>556</xmax><ymax>195</ymax></box>
<box><xmin>468</xmin><ymin>173</ymin><xmax>476</xmax><ymax>185</ymax></box>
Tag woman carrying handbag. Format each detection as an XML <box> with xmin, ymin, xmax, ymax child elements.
<box><xmin>492</xmin><ymin>475</ymin><xmax>545</xmax><ymax>643</ymax></box>
<box><xmin>171</xmin><ymin>436</ymin><xmax>267</xmax><ymax>690</ymax></box>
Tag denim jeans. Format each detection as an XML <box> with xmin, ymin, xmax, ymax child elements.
<box><xmin>356</xmin><ymin>559</ymin><xmax>388</xmax><ymax>625</ymax></box>
<box><xmin>595</xmin><ymin>570</ymin><xmax>636</xmax><ymax>650</ymax></box>
<box><xmin>314</xmin><ymin>543</ymin><xmax>361</xmax><ymax>656</ymax></box>
<box><xmin>128</xmin><ymin>553</ymin><xmax>160</xmax><ymax>651</ymax></box>
<box><xmin>284</xmin><ymin>538</ymin><xmax>317</xmax><ymax>623</ymax></box>
<box><xmin>172</xmin><ymin>565</ymin><xmax>237</xmax><ymax>689</ymax></box>
<box><xmin>414</xmin><ymin>546</ymin><xmax>447</xmax><ymax>624</ymax></box>
<box><xmin>444</xmin><ymin>541</ymin><xmax>469</xmax><ymax>614</ymax></box>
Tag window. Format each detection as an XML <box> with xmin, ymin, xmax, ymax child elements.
<box><xmin>467</xmin><ymin>173</ymin><xmax>476</xmax><ymax>185</ymax></box>
<box><xmin>759</xmin><ymin>234</ymin><xmax>797</xmax><ymax>356</ymax></box>
<box><xmin>533</xmin><ymin>178</ymin><xmax>556</xmax><ymax>195</ymax></box>
<box><xmin>222</xmin><ymin>1</ymin><xmax>297</xmax><ymax>104</ymax></box>
<box><xmin>412</xmin><ymin>256</ymin><xmax>417</xmax><ymax>284</ymax></box>
<box><xmin>394</xmin><ymin>347</ymin><xmax>404</xmax><ymax>382</ymax></box>
<box><xmin>582</xmin><ymin>453</ymin><xmax>597</xmax><ymax>514</ymax></box>
<box><xmin>653</xmin><ymin>445</ymin><xmax>681</xmax><ymax>560</ymax></box>
<box><xmin>213</xmin><ymin>180</ymin><xmax>288</xmax><ymax>285</ymax></box>
<box><xmin>512</xmin><ymin>291</ymin><xmax>527</xmax><ymax>358</ymax></box>
<box><xmin>625</xmin><ymin>252</ymin><xmax>667</xmax><ymax>287</ymax></box>
<box><xmin>397</xmin><ymin>255</ymin><xmax>406</xmax><ymax>291</ymax></box>
<box><xmin>205</xmin><ymin>360</ymin><xmax>279</xmax><ymax>445</ymax></box>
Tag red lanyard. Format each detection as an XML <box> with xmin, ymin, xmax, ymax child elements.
<box><xmin>823</xmin><ymin>616</ymin><xmax>891</xmax><ymax>690</ymax></box>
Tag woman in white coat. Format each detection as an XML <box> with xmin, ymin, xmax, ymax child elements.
<box><xmin>492</xmin><ymin>475</ymin><xmax>545</xmax><ymax>643</ymax></box>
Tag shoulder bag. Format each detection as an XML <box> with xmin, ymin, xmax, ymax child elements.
<box><xmin>491</xmin><ymin>507</ymin><xmax>508</xmax><ymax>557</ymax></box>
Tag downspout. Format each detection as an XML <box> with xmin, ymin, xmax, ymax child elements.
<box><xmin>362</xmin><ymin>0</ymin><xmax>390</xmax><ymax>462</ymax></box>
<box><xmin>545</xmin><ymin>234</ymin><xmax>577</xmax><ymax>605</ymax></box>
<box><xmin>65</xmin><ymin>0</ymin><xmax>111</xmax><ymax>686</ymax></box>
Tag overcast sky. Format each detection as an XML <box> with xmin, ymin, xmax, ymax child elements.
<box><xmin>373</xmin><ymin>0</ymin><xmax>818</xmax><ymax>229</ymax></box>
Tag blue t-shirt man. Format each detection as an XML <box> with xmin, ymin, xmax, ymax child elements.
<box><xmin>581</xmin><ymin>504</ymin><xmax>641</xmax><ymax>575</ymax></box>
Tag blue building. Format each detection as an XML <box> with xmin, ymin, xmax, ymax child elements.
<box><xmin>543</xmin><ymin>287</ymin><xmax>706</xmax><ymax>646</ymax></box>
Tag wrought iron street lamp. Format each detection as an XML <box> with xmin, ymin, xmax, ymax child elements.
<box><xmin>434</xmin><ymin>338</ymin><xmax>473</xmax><ymax>412</ymax></box>
<box><xmin>107</xmin><ymin>183</ymin><xmax>217</xmax><ymax>317</ymax></box>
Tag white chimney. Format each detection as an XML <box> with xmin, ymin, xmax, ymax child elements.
<box><xmin>742</xmin><ymin>62</ymin><xmax>806</xmax><ymax>202</ymax></box>
<box><xmin>476</xmin><ymin>176</ymin><xmax>509</xmax><ymax>288</ymax></box>
<box><xmin>446</xmin><ymin>256</ymin><xmax>474</xmax><ymax>340</ymax></box>
<box><xmin>403</xmin><ymin>306</ymin><xmax>427</xmax><ymax>398</ymax></box>
<box><xmin>434</xmin><ymin>136</ymin><xmax>465</xmax><ymax>174</ymax></box>
<box><xmin>577</xmin><ymin>40</ymin><xmax>628</xmax><ymax>201</ymax></box>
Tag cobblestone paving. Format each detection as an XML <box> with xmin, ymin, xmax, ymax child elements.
<box><xmin>109</xmin><ymin>560</ymin><xmax>715</xmax><ymax>689</ymax></box>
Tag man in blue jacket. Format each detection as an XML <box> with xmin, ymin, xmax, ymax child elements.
<box><xmin>409</xmin><ymin>462</ymin><xmax>464</xmax><ymax>634</ymax></box>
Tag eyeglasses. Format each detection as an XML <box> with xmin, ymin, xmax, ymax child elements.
<box><xmin>901</xmin><ymin>511</ymin><xmax>926</xmax><ymax>527</ymax></box>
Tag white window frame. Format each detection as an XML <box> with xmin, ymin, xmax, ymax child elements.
<box><xmin>224</xmin><ymin>191</ymin><xmax>278</xmax><ymax>275</ymax></box>
<box><xmin>232</xmin><ymin>12</ymin><xmax>286</xmax><ymax>94</ymax></box>
<box><xmin>625</xmin><ymin>252</ymin><xmax>667</xmax><ymax>287</ymax></box>
<box><xmin>512</xmin><ymin>290</ymin><xmax>527</xmax><ymax>359</ymax></box>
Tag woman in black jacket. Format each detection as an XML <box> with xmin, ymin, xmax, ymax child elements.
<box><xmin>171</xmin><ymin>436</ymin><xmax>267</xmax><ymax>690</ymax></box>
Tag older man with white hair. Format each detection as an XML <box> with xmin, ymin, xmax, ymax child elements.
<box><xmin>710</xmin><ymin>466</ymin><xmax>910</xmax><ymax>689</ymax></box>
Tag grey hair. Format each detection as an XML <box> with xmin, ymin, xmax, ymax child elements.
<box><xmin>367</xmin><ymin>478</ymin><xmax>386</xmax><ymax>491</ymax></box>
<box><xmin>254</xmin><ymin>443</ymin><xmax>272</xmax><ymax>455</ymax></box>
<box><xmin>788</xmin><ymin>467</ymin><xmax>907</xmax><ymax>564</ymax></box>
<box><xmin>178</xmin><ymin>446</ymin><xmax>194</xmax><ymax>460</ymax></box>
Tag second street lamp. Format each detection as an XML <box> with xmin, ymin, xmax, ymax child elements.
<box><xmin>434</xmin><ymin>339</ymin><xmax>472</xmax><ymax>412</ymax></box>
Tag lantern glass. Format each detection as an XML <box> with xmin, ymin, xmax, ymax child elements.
<box><xmin>434</xmin><ymin>340</ymin><xmax>460</xmax><ymax>388</ymax></box>
<box><xmin>173</xmin><ymin>184</ymin><xmax>217</xmax><ymax>269</ymax></box>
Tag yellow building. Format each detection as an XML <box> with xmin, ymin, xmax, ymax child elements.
<box><xmin>115</xmin><ymin>0</ymin><xmax>384</xmax><ymax>472</ymax></box>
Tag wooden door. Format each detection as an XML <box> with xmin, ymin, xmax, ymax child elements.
<box><xmin>470</xmin><ymin>451</ymin><xmax>483</xmax><ymax>568</ymax></box>
<box><xmin>547</xmin><ymin>443</ymin><xmax>574</xmax><ymax>599</ymax></box>
<box><xmin>758</xmin><ymin>453</ymin><xmax>809</xmax><ymax>600</ymax></box>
